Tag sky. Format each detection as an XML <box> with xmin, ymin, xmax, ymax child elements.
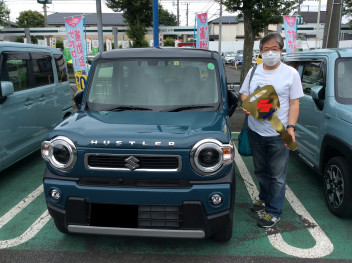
<box><xmin>5</xmin><ymin>0</ymin><xmax>329</xmax><ymax>26</ymax></box>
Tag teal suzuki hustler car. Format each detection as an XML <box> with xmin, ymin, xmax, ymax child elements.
<box><xmin>41</xmin><ymin>48</ymin><xmax>238</xmax><ymax>242</ymax></box>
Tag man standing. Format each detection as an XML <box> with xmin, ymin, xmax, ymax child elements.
<box><xmin>239</xmin><ymin>33</ymin><xmax>303</xmax><ymax>228</ymax></box>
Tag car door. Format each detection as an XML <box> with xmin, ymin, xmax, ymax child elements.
<box><xmin>294</xmin><ymin>59</ymin><xmax>327</xmax><ymax>166</ymax></box>
<box><xmin>30</xmin><ymin>51</ymin><xmax>61</xmax><ymax>140</ymax></box>
<box><xmin>0</xmin><ymin>50</ymin><xmax>39</xmax><ymax>169</ymax></box>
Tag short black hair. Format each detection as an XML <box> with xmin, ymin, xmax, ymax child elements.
<box><xmin>259</xmin><ymin>33</ymin><xmax>284</xmax><ymax>51</ymax></box>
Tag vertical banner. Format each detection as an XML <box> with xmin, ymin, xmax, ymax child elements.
<box><xmin>63</xmin><ymin>39</ymin><xmax>71</xmax><ymax>62</ymax></box>
<box><xmin>92</xmin><ymin>39</ymin><xmax>99</xmax><ymax>55</ymax></box>
<box><xmin>64</xmin><ymin>16</ymin><xmax>88</xmax><ymax>90</ymax></box>
<box><xmin>196</xmin><ymin>12</ymin><xmax>209</xmax><ymax>49</ymax></box>
<box><xmin>283</xmin><ymin>16</ymin><xmax>298</xmax><ymax>53</ymax></box>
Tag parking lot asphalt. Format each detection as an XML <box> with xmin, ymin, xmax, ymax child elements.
<box><xmin>1</xmin><ymin>66</ymin><xmax>352</xmax><ymax>262</ymax></box>
<box><xmin>1</xmin><ymin>139</ymin><xmax>352</xmax><ymax>262</ymax></box>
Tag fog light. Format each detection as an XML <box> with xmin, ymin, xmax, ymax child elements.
<box><xmin>50</xmin><ymin>189</ymin><xmax>61</xmax><ymax>200</ymax></box>
<box><xmin>210</xmin><ymin>194</ymin><xmax>223</xmax><ymax>205</ymax></box>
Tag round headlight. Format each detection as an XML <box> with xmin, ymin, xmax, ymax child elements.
<box><xmin>190</xmin><ymin>139</ymin><xmax>233</xmax><ymax>176</ymax></box>
<box><xmin>198</xmin><ymin>148</ymin><xmax>220</xmax><ymax>167</ymax></box>
<box><xmin>41</xmin><ymin>136</ymin><xmax>77</xmax><ymax>172</ymax></box>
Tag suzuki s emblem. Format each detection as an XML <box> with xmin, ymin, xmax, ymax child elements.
<box><xmin>125</xmin><ymin>156</ymin><xmax>140</xmax><ymax>171</ymax></box>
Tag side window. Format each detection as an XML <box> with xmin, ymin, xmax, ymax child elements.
<box><xmin>336</xmin><ymin>59</ymin><xmax>352</xmax><ymax>104</ymax></box>
<box><xmin>285</xmin><ymin>60</ymin><xmax>304</xmax><ymax>81</ymax></box>
<box><xmin>54</xmin><ymin>54</ymin><xmax>68</xmax><ymax>82</ymax></box>
<box><xmin>1</xmin><ymin>52</ymin><xmax>30</xmax><ymax>92</ymax></box>
<box><xmin>301</xmin><ymin>61</ymin><xmax>325</xmax><ymax>96</ymax></box>
<box><xmin>30</xmin><ymin>52</ymin><xmax>54</xmax><ymax>87</ymax></box>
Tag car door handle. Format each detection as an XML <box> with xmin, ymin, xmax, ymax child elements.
<box><xmin>324</xmin><ymin>113</ymin><xmax>331</xmax><ymax>119</ymax></box>
<box><xmin>38</xmin><ymin>96</ymin><xmax>46</xmax><ymax>102</ymax></box>
<box><xmin>24</xmin><ymin>99</ymin><xmax>34</xmax><ymax>106</ymax></box>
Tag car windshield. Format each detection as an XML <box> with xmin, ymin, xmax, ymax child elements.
<box><xmin>336</xmin><ymin>58</ymin><xmax>352</xmax><ymax>104</ymax></box>
<box><xmin>225</xmin><ymin>53</ymin><xmax>234</xmax><ymax>57</ymax></box>
<box><xmin>86</xmin><ymin>58</ymin><xmax>220</xmax><ymax>111</ymax></box>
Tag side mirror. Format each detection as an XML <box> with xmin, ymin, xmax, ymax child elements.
<box><xmin>1</xmin><ymin>81</ymin><xmax>14</xmax><ymax>97</ymax></box>
<box><xmin>0</xmin><ymin>81</ymin><xmax>14</xmax><ymax>104</ymax></box>
<box><xmin>73</xmin><ymin>90</ymin><xmax>84</xmax><ymax>108</ymax></box>
<box><xmin>311</xmin><ymin>85</ymin><xmax>324</xmax><ymax>111</ymax></box>
<box><xmin>227</xmin><ymin>90</ymin><xmax>239</xmax><ymax>117</ymax></box>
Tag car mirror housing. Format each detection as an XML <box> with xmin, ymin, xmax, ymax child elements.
<box><xmin>73</xmin><ymin>90</ymin><xmax>84</xmax><ymax>108</ymax></box>
<box><xmin>311</xmin><ymin>85</ymin><xmax>324</xmax><ymax>100</ymax></box>
<box><xmin>227</xmin><ymin>90</ymin><xmax>239</xmax><ymax>117</ymax></box>
<box><xmin>311</xmin><ymin>85</ymin><xmax>324</xmax><ymax>111</ymax></box>
<box><xmin>0</xmin><ymin>81</ymin><xmax>14</xmax><ymax>104</ymax></box>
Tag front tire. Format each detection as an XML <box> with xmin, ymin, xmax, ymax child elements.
<box><xmin>323</xmin><ymin>156</ymin><xmax>352</xmax><ymax>218</ymax></box>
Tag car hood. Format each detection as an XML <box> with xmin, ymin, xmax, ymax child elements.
<box><xmin>337</xmin><ymin>104</ymin><xmax>352</xmax><ymax>124</ymax></box>
<box><xmin>50</xmin><ymin>111</ymin><xmax>231</xmax><ymax>149</ymax></box>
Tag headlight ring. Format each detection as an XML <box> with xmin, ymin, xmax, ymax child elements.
<box><xmin>190</xmin><ymin>139</ymin><xmax>233</xmax><ymax>176</ymax></box>
<box><xmin>41</xmin><ymin>136</ymin><xmax>77</xmax><ymax>172</ymax></box>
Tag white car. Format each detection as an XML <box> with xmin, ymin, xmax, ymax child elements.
<box><xmin>221</xmin><ymin>52</ymin><xmax>235</xmax><ymax>64</ymax></box>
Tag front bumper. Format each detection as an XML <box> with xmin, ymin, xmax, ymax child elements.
<box><xmin>44</xmin><ymin>165</ymin><xmax>235</xmax><ymax>239</ymax></box>
<box><xmin>47</xmin><ymin>199</ymin><xmax>233</xmax><ymax>239</ymax></box>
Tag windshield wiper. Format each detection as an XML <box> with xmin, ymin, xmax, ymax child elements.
<box><xmin>108</xmin><ymin>106</ymin><xmax>153</xmax><ymax>111</ymax></box>
<box><xmin>166</xmin><ymin>105</ymin><xmax>214</xmax><ymax>112</ymax></box>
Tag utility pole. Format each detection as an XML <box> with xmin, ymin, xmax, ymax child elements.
<box><xmin>186</xmin><ymin>3</ymin><xmax>189</xmax><ymax>26</ymax></box>
<box><xmin>96</xmin><ymin>0</ymin><xmax>104</xmax><ymax>53</ymax></box>
<box><xmin>43</xmin><ymin>3</ymin><xmax>49</xmax><ymax>46</ymax></box>
<box><xmin>323</xmin><ymin>0</ymin><xmax>343</xmax><ymax>48</ymax></box>
<box><xmin>315</xmin><ymin>0</ymin><xmax>322</xmax><ymax>49</ymax></box>
<box><xmin>177</xmin><ymin>0</ymin><xmax>180</xmax><ymax>26</ymax></box>
<box><xmin>218</xmin><ymin>1</ymin><xmax>223</xmax><ymax>54</ymax></box>
<box><xmin>181</xmin><ymin>2</ymin><xmax>189</xmax><ymax>26</ymax></box>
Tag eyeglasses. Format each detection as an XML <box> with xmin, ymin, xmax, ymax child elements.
<box><xmin>262</xmin><ymin>48</ymin><xmax>281</xmax><ymax>53</ymax></box>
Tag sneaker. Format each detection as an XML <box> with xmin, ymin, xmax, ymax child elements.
<box><xmin>250</xmin><ymin>200</ymin><xmax>265</xmax><ymax>212</ymax></box>
<box><xmin>258</xmin><ymin>213</ymin><xmax>280</xmax><ymax>228</ymax></box>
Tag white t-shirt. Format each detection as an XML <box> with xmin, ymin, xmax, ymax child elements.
<box><xmin>239</xmin><ymin>62</ymin><xmax>303</xmax><ymax>137</ymax></box>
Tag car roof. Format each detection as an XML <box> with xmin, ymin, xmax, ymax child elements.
<box><xmin>285</xmin><ymin>48</ymin><xmax>352</xmax><ymax>58</ymax></box>
<box><xmin>0</xmin><ymin>41</ymin><xmax>60</xmax><ymax>53</ymax></box>
<box><xmin>97</xmin><ymin>47</ymin><xmax>217</xmax><ymax>59</ymax></box>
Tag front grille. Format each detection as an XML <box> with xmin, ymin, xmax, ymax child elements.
<box><xmin>89</xmin><ymin>204</ymin><xmax>182</xmax><ymax>229</ymax></box>
<box><xmin>78</xmin><ymin>177</ymin><xmax>191</xmax><ymax>188</ymax></box>
<box><xmin>138</xmin><ymin>205</ymin><xmax>182</xmax><ymax>229</ymax></box>
<box><xmin>85</xmin><ymin>154</ymin><xmax>181</xmax><ymax>171</ymax></box>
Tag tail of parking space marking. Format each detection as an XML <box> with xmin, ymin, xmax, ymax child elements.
<box><xmin>0</xmin><ymin>185</ymin><xmax>51</xmax><ymax>249</ymax></box>
<box><xmin>233</xmin><ymin>141</ymin><xmax>334</xmax><ymax>258</ymax></box>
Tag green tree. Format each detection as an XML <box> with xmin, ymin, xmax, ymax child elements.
<box><xmin>0</xmin><ymin>1</ymin><xmax>10</xmax><ymax>26</ymax></box>
<box><xmin>159</xmin><ymin>5</ymin><xmax>177</xmax><ymax>26</ymax></box>
<box><xmin>220</xmin><ymin>0</ymin><xmax>296</xmax><ymax>84</ymax></box>
<box><xmin>344</xmin><ymin>0</ymin><xmax>352</xmax><ymax>15</ymax></box>
<box><xmin>17</xmin><ymin>10</ymin><xmax>45</xmax><ymax>28</ymax></box>
<box><xmin>106</xmin><ymin>0</ymin><xmax>152</xmax><ymax>47</ymax></box>
<box><xmin>341</xmin><ymin>0</ymin><xmax>352</xmax><ymax>30</ymax></box>
<box><xmin>106</xmin><ymin>1</ymin><xmax>176</xmax><ymax>47</ymax></box>
<box><xmin>163</xmin><ymin>37</ymin><xmax>175</xmax><ymax>46</ymax></box>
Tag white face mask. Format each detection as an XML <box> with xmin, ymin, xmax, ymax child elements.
<box><xmin>262</xmin><ymin>51</ymin><xmax>281</xmax><ymax>67</ymax></box>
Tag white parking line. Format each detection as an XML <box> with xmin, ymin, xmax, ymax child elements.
<box><xmin>0</xmin><ymin>185</ymin><xmax>43</xmax><ymax>229</ymax></box>
<box><xmin>0</xmin><ymin>210</ymin><xmax>51</xmax><ymax>249</ymax></box>
<box><xmin>234</xmin><ymin>144</ymin><xmax>334</xmax><ymax>258</ymax></box>
<box><xmin>0</xmin><ymin>184</ymin><xmax>51</xmax><ymax>249</ymax></box>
